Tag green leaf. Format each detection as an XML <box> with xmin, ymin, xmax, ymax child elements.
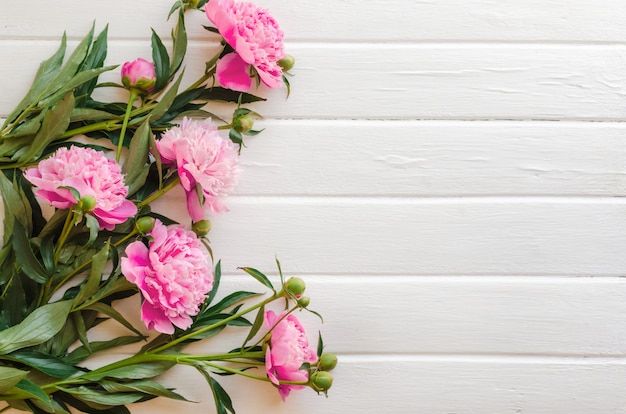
<box><xmin>73</xmin><ymin>311</ymin><xmax>91</xmax><ymax>354</ymax></box>
<box><xmin>122</xmin><ymin>119</ymin><xmax>151</xmax><ymax>195</ymax></box>
<box><xmin>64</xmin><ymin>335</ymin><xmax>144</xmax><ymax>365</ymax></box>
<box><xmin>73</xmin><ymin>242</ymin><xmax>109</xmax><ymax>306</ymax></box>
<box><xmin>238</xmin><ymin>267</ymin><xmax>274</xmax><ymax>291</ymax></box>
<box><xmin>85</xmin><ymin>302</ymin><xmax>142</xmax><ymax>336</ymax></box>
<box><xmin>8</xmin><ymin>351</ymin><xmax>79</xmax><ymax>378</ymax></box>
<box><xmin>200</xmin><ymin>87</ymin><xmax>265</xmax><ymax>104</ymax></box>
<box><xmin>100</xmin><ymin>380</ymin><xmax>188</xmax><ymax>401</ymax></box>
<box><xmin>82</xmin><ymin>361</ymin><xmax>175</xmax><ymax>381</ymax></box>
<box><xmin>40</xmin><ymin>66</ymin><xmax>116</xmax><ymax>109</ymax></box>
<box><xmin>3</xmin><ymin>33</ymin><xmax>66</xmax><ymax>127</ymax></box>
<box><xmin>202</xmin><ymin>291</ymin><xmax>259</xmax><ymax>317</ymax></box>
<box><xmin>0</xmin><ymin>170</ymin><xmax>30</xmax><ymax>241</ymax></box>
<box><xmin>0</xmin><ymin>300</ymin><xmax>73</xmax><ymax>354</ymax></box>
<box><xmin>170</xmin><ymin>11</ymin><xmax>187</xmax><ymax>78</ymax></box>
<box><xmin>228</xmin><ymin>128</ymin><xmax>243</xmax><ymax>146</ymax></box>
<box><xmin>0</xmin><ymin>366</ymin><xmax>29</xmax><ymax>393</ymax></box>
<box><xmin>12</xmin><ymin>220</ymin><xmax>49</xmax><ymax>284</ymax></box>
<box><xmin>144</xmin><ymin>71</ymin><xmax>184</xmax><ymax>123</ymax></box>
<box><xmin>204</xmin><ymin>260</ymin><xmax>221</xmax><ymax>307</ymax></box>
<box><xmin>70</xmin><ymin>108</ymin><xmax>119</xmax><ymax>123</ymax></box>
<box><xmin>75</xmin><ymin>25</ymin><xmax>109</xmax><ymax>105</ymax></box>
<box><xmin>84</xmin><ymin>214</ymin><xmax>100</xmax><ymax>247</ymax></box>
<box><xmin>60</xmin><ymin>386</ymin><xmax>144</xmax><ymax>406</ymax></box>
<box><xmin>242</xmin><ymin>304</ymin><xmax>265</xmax><ymax>348</ymax></box>
<box><xmin>14</xmin><ymin>378</ymin><xmax>53</xmax><ymax>410</ymax></box>
<box><xmin>55</xmin><ymin>393</ymin><xmax>131</xmax><ymax>414</ymax></box>
<box><xmin>17</xmin><ymin>92</ymin><xmax>75</xmax><ymax>165</ymax></box>
<box><xmin>317</xmin><ymin>331</ymin><xmax>324</xmax><ymax>358</ymax></box>
<box><xmin>275</xmin><ymin>256</ymin><xmax>285</xmax><ymax>285</ymax></box>
<box><xmin>205</xmin><ymin>374</ymin><xmax>235</xmax><ymax>414</ymax></box>
<box><xmin>151</xmin><ymin>29</ymin><xmax>170</xmax><ymax>92</ymax></box>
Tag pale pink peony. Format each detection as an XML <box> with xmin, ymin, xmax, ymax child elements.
<box><xmin>121</xmin><ymin>58</ymin><xmax>156</xmax><ymax>93</ymax></box>
<box><xmin>121</xmin><ymin>219</ymin><xmax>213</xmax><ymax>334</ymax></box>
<box><xmin>24</xmin><ymin>146</ymin><xmax>137</xmax><ymax>230</ymax></box>
<box><xmin>206</xmin><ymin>0</ymin><xmax>285</xmax><ymax>92</ymax></box>
<box><xmin>264</xmin><ymin>310</ymin><xmax>317</xmax><ymax>401</ymax></box>
<box><xmin>156</xmin><ymin>118</ymin><xmax>239</xmax><ymax>222</ymax></box>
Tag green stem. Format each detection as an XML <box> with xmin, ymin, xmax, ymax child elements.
<box><xmin>137</xmin><ymin>176</ymin><xmax>181</xmax><ymax>209</ymax></box>
<box><xmin>54</xmin><ymin>210</ymin><xmax>76</xmax><ymax>266</ymax></box>
<box><xmin>116</xmin><ymin>91</ymin><xmax>138</xmax><ymax>162</ymax></box>
<box><xmin>148</xmin><ymin>292</ymin><xmax>281</xmax><ymax>354</ymax></box>
<box><xmin>196</xmin><ymin>361</ymin><xmax>308</xmax><ymax>386</ymax></box>
<box><xmin>182</xmin><ymin>351</ymin><xmax>265</xmax><ymax>361</ymax></box>
<box><xmin>59</xmin><ymin>120</ymin><xmax>121</xmax><ymax>139</ymax></box>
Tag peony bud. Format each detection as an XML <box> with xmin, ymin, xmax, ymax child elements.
<box><xmin>77</xmin><ymin>195</ymin><xmax>97</xmax><ymax>213</ymax></box>
<box><xmin>233</xmin><ymin>115</ymin><xmax>254</xmax><ymax>134</ymax></box>
<box><xmin>278</xmin><ymin>54</ymin><xmax>295</xmax><ymax>72</ymax></box>
<box><xmin>135</xmin><ymin>216</ymin><xmax>155</xmax><ymax>234</ymax></box>
<box><xmin>310</xmin><ymin>371</ymin><xmax>333</xmax><ymax>392</ymax></box>
<box><xmin>297</xmin><ymin>296</ymin><xmax>310</xmax><ymax>308</ymax></box>
<box><xmin>192</xmin><ymin>219</ymin><xmax>212</xmax><ymax>237</ymax></box>
<box><xmin>284</xmin><ymin>277</ymin><xmax>306</xmax><ymax>298</ymax></box>
<box><xmin>121</xmin><ymin>58</ymin><xmax>156</xmax><ymax>94</ymax></box>
<box><xmin>318</xmin><ymin>353</ymin><xmax>338</xmax><ymax>371</ymax></box>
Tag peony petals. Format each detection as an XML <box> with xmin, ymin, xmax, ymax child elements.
<box><xmin>216</xmin><ymin>53</ymin><xmax>252</xmax><ymax>92</ymax></box>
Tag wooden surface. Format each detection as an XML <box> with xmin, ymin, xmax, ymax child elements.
<box><xmin>2</xmin><ymin>1</ymin><xmax>626</xmax><ymax>413</ymax></box>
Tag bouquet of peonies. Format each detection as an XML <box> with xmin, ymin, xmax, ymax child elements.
<box><xmin>0</xmin><ymin>0</ymin><xmax>335</xmax><ymax>412</ymax></box>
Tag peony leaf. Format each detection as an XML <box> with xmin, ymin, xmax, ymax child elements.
<box><xmin>2</xmin><ymin>33</ymin><xmax>66</xmax><ymax>127</ymax></box>
<box><xmin>0</xmin><ymin>170</ymin><xmax>30</xmax><ymax>242</ymax></box>
<box><xmin>70</xmin><ymin>108</ymin><xmax>119</xmax><ymax>123</ymax></box>
<box><xmin>122</xmin><ymin>119</ymin><xmax>151</xmax><ymax>195</ymax></box>
<box><xmin>14</xmin><ymin>378</ymin><xmax>53</xmax><ymax>410</ymax></box>
<box><xmin>100</xmin><ymin>380</ymin><xmax>189</xmax><ymax>402</ymax></box>
<box><xmin>64</xmin><ymin>335</ymin><xmax>145</xmax><ymax>365</ymax></box>
<box><xmin>144</xmin><ymin>71</ymin><xmax>184</xmax><ymax>123</ymax></box>
<box><xmin>242</xmin><ymin>303</ymin><xmax>265</xmax><ymax>348</ymax></box>
<box><xmin>12</xmin><ymin>219</ymin><xmax>49</xmax><ymax>284</ymax></box>
<box><xmin>0</xmin><ymin>300</ymin><xmax>73</xmax><ymax>354</ymax></box>
<box><xmin>151</xmin><ymin>29</ymin><xmax>170</xmax><ymax>92</ymax></box>
<box><xmin>39</xmin><ymin>65</ymin><xmax>117</xmax><ymax>110</ymax></box>
<box><xmin>74</xmin><ymin>25</ymin><xmax>109</xmax><ymax>105</ymax></box>
<box><xmin>82</xmin><ymin>361</ymin><xmax>176</xmax><ymax>382</ymax></box>
<box><xmin>200</xmin><ymin>87</ymin><xmax>266</xmax><ymax>104</ymax></box>
<box><xmin>238</xmin><ymin>267</ymin><xmax>274</xmax><ymax>291</ymax></box>
<box><xmin>201</xmin><ymin>291</ymin><xmax>260</xmax><ymax>318</ymax></box>
<box><xmin>0</xmin><ymin>366</ymin><xmax>29</xmax><ymax>393</ymax></box>
<box><xmin>59</xmin><ymin>386</ymin><xmax>144</xmax><ymax>406</ymax></box>
<box><xmin>8</xmin><ymin>351</ymin><xmax>80</xmax><ymax>378</ymax></box>
<box><xmin>85</xmin><ymin>302</ymin><xmax>142</xmax><ymax>336</ymax></box>
<box><xmin>170</xmin><ymin>11</ymin><xmax>187</xmax><ymax>78</ymax></box>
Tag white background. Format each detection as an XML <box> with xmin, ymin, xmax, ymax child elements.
<box><xmin>2</xmin><ymin>1</ymin><xmax>626</xmax><ymax>413</ymax></box>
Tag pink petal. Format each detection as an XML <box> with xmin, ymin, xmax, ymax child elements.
<box><xmin>141</xmin><ymin>300</ymin><xmax>174</xmax><ymax>334</ymax></box>
<box><xmin>185</xmin><ymin>188</ymin><xmax>205</xmax><ymax>222</ymax></box>
<box><xmin>216</xmin><ymin>53</ymin><xmax>252</xmax><ymax>92</ymax></box>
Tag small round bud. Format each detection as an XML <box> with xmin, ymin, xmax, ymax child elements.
<box><xmin>278</xmin><ymin>55</ymin><xmax>295</xmax><ymax>72</ymax></box>
<box><xmin>135</xmin><ymin>216</ymin><xmax>155</xmax><ymax>234</ymax></box>
<box><xmin>297</xmin><ymin>296</ymin><xmax>310</xmax><ymax>308</ymax></box>
<box><xmin>121</xmin><ymin>58</ymin><xmax>156</xmax><ymax>95</ymax></box>
<box><xmin>78</xmin><ymin>195</ymin><xmax>97</xmax><ymax>213</ymax></box>
<box><xmin>233</xmin><ymin>115</ymin><xmax>254</xmax><ymax>134</ymax></box>
<box><xmin>310</xmin><ymin>371</ymin><xmax>333</xmax><ymax>392</ymax></box>
<box><xmin>192</xmin><ymin>219</ymin><xmax>212</xmax><ymax>237</ymax></box>
<box><xmin>318</xmin><ymin>353</ymin><xmax>338</xmax><ymax>371</ymax></box>
<box><xmin>284</xmin><ymin>277</ymin><xmax>306</xmax><ymax>298</ymax></box>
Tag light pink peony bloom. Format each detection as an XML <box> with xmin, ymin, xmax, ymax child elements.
<box><xmin>24</xmin><ymin>146</ymin><xmax>137</xmax><ymax>230</ymax></box>
<box><xmin>121</xmin><ymin>58</ymin><xmax>156</xmax><ymax>93</ymax></box>
<box><xmin>121</xmin><ymin>219</ymin><xmax>213</xmax><ymax>334</ymax></box>
<box><xmin>206</xmin><ymin>0</ymin><xmax>285</xmax><ymax>92</ymax></box>
<box><xmin>156</xmin><ymin>118</ymin><xmax>239</xmax><ymax>222</ymax></box>
<box><xmin>264</xmin><ymin>310</ymin><xmax>317</xmax><ymax>401</ymax></box>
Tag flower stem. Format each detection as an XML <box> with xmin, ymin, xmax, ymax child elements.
<box><xmin>116</xmin><ymin>91</ymin><xmax>138</xmax><ymax>162</ymax></box>
<box><xmin>59</xmin><ymin>120</ymin><xmax>122</xmax><ymax>139</ymax></box>
<box><xmin>54</xmin><ymin>210</ymin><xmax>76</xmax><ymax>266</ymax></box>
<box><xmin>136</xmin><ymin>176</ymin><xmax>181</xmax><ymax>209</ymax></box>
<box><xmin>148</xmin><ymin>291</ymin><xmax>282</xmax><ymax>354</ymax></box>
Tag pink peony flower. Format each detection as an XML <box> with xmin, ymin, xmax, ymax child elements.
<box><xmin>24</xmin><ymin>146</ymin><xmax>137</xmax><ymax>231</ymax></box>
<box><xmin>264</xmin><ymin>310</ymin><xmax>317</xmax><ymax>401</ymax></box>
<box><xmin>156</xmin><ymin>118</ymin><xmax>239</xmax><ymax>222</ymax></box>
<box><xmin>206</xmin><ymin>0</ymin><xmax>285</xmax><ymax>92</ymax></box>
<box><xmin>121</xmin><ymin>219</ymin><xmax>213</xmax><ymax>334</ymax></box>
<box><xmin>121</xmin><ymin>58</ymin><xmax>156</xmax><ymax>93</ymax></box>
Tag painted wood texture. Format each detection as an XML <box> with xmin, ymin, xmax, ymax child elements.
<box><xmin>1</xmin><ymin>0</ymin><xmax>625</xmax><ymax>413</ymax></box>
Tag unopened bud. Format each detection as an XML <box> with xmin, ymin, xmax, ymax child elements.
<box><xmin>78</xmin><ymin>195</ymin><xmax>97</xmax><ymax>213</ymax></box>
<box><xmin>135</xmin><ymin>216</ymin><xmax>155</xmax><ymax>234</ymax></box>
<box><xmin>297</xmin><ymin>296</ymin><xmax>310</xmax><ymax>308</ymax></box>
<box><xmin>285</xmin><ymin>277</ymin><xmax>306</xmax><ymax>298</ymax></box>
<box><xmin>121</xmin><ymin>58</ymin><xmax>156</xmax><ymax>95</ymax></box>
<box><xmin>310</xmin><ymin>371</ymin><xmax>333</xmax><ymax>392</ymax></box>
<box><xmin>233</xmin><ymin>115</ymin><xmax>254</xmax><ymax>134</ymax></box>
<box><xmin>318</xmin><ymin>353</ymin><xmax>338</xmax><ymax>371</ymax></box>
<box><xmin>192</xmin><ymin>219</ymin><xmax>212</xmax><ymax>237</ymax></box>
<box><xmin>278</xmin><ymin>55</ymin><xmax>295</xmax><ymax>72</ymax></box>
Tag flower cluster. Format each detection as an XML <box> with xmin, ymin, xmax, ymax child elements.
<box><xmin>0</xmin><ymin>1</ymin><xmax>334</xmax><ymax>413</ymax></box>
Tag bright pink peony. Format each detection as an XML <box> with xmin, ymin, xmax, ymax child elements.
<box><xmin>24</xmin><ymin>146</ymin><xmax>137</xmax><ymax>230</ymax></box>
<box><xmin>264</xmin><ymin>310</ymin><xmax>317</xmax><ymax>401</ymax></box>
<box><xmin>156</xmin><ymin>118</ymin><xmax>239</xmax><ymax>222</ymax></box>
<box><xmin>121</xmin><ymin>58</ymin><xmax>156</xmax><ymax>93</ymax></box>
<box><xmin>206</xmin><ymin>0</ymin><xmax>285</xmax><ymax>92</ymax></box>
<box><xmin>121</xmin><ymin>219</ymin><xmax>213</xmax><ymax>334</ymax></box>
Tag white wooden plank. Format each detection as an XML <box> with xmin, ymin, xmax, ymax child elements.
<box><xmin>92</xmin><ymin>276</ymin><xmax>626</xmax><ymax>356</ymax></box>
<box><xmin>3</xmin><ymin>0</ymin><xmax>626</xmax><ymax>42</ymax></box>
<box><xmin>1</xmin><ymin>43</ymin><xmax>625</xmax><ymax>120</ymax></box>
<box><xmin>148</xmin><ymin>197</ymin><xmax>626</xmax><ymax>276</ymax></box>
<box><xmin>236</xmin><ymin>120</ymin><xmax>626</xmax><ymax>196</ymax></box>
